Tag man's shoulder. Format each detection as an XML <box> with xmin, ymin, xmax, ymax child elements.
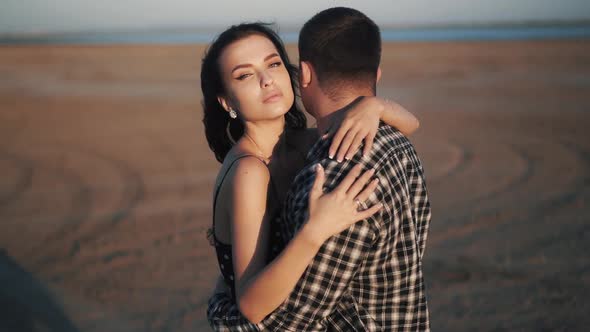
<box><xmin>364</xmin><ymin>123</ymin><xmax>414</xmax><ymax>158</ymax></box>
<box><xmin>302</xmin><ymin>123</ymin><xmax>409</xmax><ymax>173</ymax></box>
<box><xmin>374</xmin><ymin>122</ymin><xmax>408</xmax><ymax>144</ymax></box>
<box><xmin>290</xmin><ymin>123</ymin><xmax>416</xmax><ymax>189</ymax></box>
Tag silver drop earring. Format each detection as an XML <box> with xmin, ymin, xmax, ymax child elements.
<box><xmin>229</xmin><ymin>108</ymin><xmax>237</xmax><ymax>119</ymax></box>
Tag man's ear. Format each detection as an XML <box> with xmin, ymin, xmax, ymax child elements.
<box><xmin>300</xmin><ymin>61</ymin><xmax>312</xmax><ymax>88</ymax></box>
<box><xmin>217</xmin><ymin>96</ymin><xmax>232</xmax><ymax>113</ymax></box>
<box><xmin>376</xmin><ymin>67</ymin><xmax>382</xmax><ymax>83</ymax></box>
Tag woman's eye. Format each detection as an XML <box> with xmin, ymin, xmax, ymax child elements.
<box><xmin>270</xmin><ymin>61</ymin><xmax>282</xmax><ymax>68</ymax></box>
<box><xmin>236</xmin><ymin>73</ymin><xmax>251</xmax><ymax>80</ymax></box>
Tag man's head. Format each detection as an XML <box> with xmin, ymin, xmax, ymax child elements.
<box><xmin>298</xmin><ymin>7</ymin><xmax>381</xmax><ymax>116</ymax></box>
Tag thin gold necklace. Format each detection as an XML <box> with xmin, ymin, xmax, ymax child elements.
<box><xmin>244</xmin><ymin>132</ymin><xmax>269</xmax><ymax>162</ymax></box>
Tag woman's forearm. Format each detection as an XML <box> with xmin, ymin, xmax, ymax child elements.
<box><xmin>236</xmin><ymin>222</ymin><xmax>323</xmax><ymax>324</ymax></box>
<box><xmin>380</xmin><ymin>99</ymin><xmax>420</xmax><ymax>136</ymax></box>
<box><xmin>232</xmin><ymin>162</ymin><xmax>377</xmax><ymax>324</ymax></box>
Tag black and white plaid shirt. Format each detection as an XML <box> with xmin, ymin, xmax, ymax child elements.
<box><xmin>208</xmin><ymin>123</ymin><xmax>431</xmax><ymax>331</ymax></box>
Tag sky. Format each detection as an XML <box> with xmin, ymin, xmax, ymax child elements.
<box><xmin>1</xmin><ymin>0</ymin><xmax>589</xmax><ymax>35</ymax></box>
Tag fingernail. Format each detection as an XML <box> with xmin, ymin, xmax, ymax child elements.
<box><xmin>345</xmin><ymin>155</ymin><xmax>350</xmax><ymax>160</ymax></box>
<box><xmin>337</xmin><ymin>158</ymin><xmax>342</xmax><ymax>163</ymax></box>
<box><xmin>328</xmin><ymin>154</ymin><xmax>334</xmax><ymax>159</ymax></box>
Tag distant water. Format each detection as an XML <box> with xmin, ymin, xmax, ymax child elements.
<box><xmin>1</xmin><ymin>25</ymin><xmax>589</xmax><ymax>45</ymax></box>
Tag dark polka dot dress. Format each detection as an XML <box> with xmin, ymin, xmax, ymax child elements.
<box><xmin>209</xmin><ymin>155</ymin><xmax>284</xmax><ymax>299</ymax></box>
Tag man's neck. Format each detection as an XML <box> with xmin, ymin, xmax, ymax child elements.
<box><xmin>315</xmin><ymin>92</ymin><xmax>373</xmax><ymax>134</ymax></box>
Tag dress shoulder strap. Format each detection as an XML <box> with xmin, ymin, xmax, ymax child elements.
<box><xmin>212</xmin><ymin>154</ymin><xmax>268</xmax><ymax>220</ymax></box>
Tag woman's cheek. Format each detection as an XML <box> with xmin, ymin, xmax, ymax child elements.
<box><xmin>237</xmin><ymin>90</ymin><xmax>257</xmax><ymax>115</ymax></box>
<box><xmin>229</xmin><ymin>82</ymin><xmax>253</xmax><ymax>111</ymax></box>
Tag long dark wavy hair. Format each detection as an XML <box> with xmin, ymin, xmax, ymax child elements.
<box><xmin>201</xmin><ymin>23</ymin><xmax>307</xmax><ymax>163</ymax></box>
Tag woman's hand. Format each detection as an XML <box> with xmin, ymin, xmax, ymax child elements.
<box><xmin>325</xmin><ymin>96</ymin><xmax>419</xmax><ymax>162</ymax></box>
<box><xmin>304</xmin><ymin>163</ymin><xmax>382</xmax><ymax>245</ymax></box>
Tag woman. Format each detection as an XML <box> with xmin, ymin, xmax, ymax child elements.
<box><xmin>201</xmin><ymin>23</ymin><xmax>420</xmax><ymax>325</ymax></box>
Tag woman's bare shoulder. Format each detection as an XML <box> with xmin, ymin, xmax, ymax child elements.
<box><xmin>217</xmin><ymin>151</ymin><xmax>270</xmax><ymax>192</ymax></box>
<box><xmin>228</xmin><ymin>155</ymin><xmax>270</xmax><ymax>180</ymax></box>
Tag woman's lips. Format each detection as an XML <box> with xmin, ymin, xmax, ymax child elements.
<box><xmin>263</xmin><ymin>91</ymin><xmax>283</xmax><ymax>103</ymax></box>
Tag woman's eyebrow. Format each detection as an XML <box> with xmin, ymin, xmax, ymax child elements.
<box><xmin>231</xmin><ymin>53</ymin><xmax>280</xmax><ymax>73</ymax></box>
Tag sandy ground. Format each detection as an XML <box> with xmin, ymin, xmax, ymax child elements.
<box><xmin>0</xmin><ymin>40</ymin><xmax>589</xmax><ymax>331</ymax></box>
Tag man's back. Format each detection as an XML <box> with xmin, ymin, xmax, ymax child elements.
<box><xmin>271</xmin><ymin>123</ymin><xmax>431</xmax><ymax>331</ymax></box>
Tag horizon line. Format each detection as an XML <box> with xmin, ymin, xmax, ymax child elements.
<box><xmin>1</xmin><ymin>22</ymin><xmax>589</xmax><ymax>45</ymax></box>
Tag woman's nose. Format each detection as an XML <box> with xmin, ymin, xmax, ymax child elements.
<box><xmin>261</xmin><ymin>71</ymin><xmax>274</xmax><ymax>88</ymax></box>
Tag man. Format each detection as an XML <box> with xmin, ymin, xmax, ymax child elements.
<box><xmin>209</xmin><ymin>7</ymin><xmax>431</xmax><ymax>331</ymax></box>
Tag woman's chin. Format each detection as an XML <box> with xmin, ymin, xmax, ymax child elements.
<box><xmin>264</xmin><ymin>104</ymin><xmax>291</xmax><ymax>117</ymax></box>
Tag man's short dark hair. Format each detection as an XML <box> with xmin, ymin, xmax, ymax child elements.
<box><xmin>298</xmin><ymin>7</ymin><xmax>381</xmax><ymax>98</ymax></box>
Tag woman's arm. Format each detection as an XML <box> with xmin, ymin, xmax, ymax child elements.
<box><xmin>229</xmin><ymin>159</ymin><xmax>381</xmax><ymax>324</ymax></box>
<box><xmin>327</xmin><ymin>96</ymin><xmax>420</xmax><ymax>162</ymax></box>
<box><xmin>378</xmin><ymin>98</ymin><xmax>420</xmax><ymax>135</ymax></box>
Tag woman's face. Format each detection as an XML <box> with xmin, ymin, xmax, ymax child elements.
<box><xmin>217</xmin><ymin>34</ymin><xmax>294</xmax><ymax>123</ymax></box>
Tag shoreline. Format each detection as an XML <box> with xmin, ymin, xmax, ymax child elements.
<box><xmin>2</xmin><ymin>24</ymin><xmax>589</xmax><ymax>45</ymax></box>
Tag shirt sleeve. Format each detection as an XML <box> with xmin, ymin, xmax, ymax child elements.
<box><xmin>207</xmin><ymin>292</ymin><xmax>260</xmax><ymax>331</ymax></box>
<box><xmin>259</xmin><ymin>159</ymin><xmax>380</xmax><ymax>331</ymax></box>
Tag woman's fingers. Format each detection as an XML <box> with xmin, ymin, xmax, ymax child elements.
<box><xmin>344</xmin><ymin>130</ymin><xmax>367</xmax><ymax>160</ymax></box>
<box><xmin>355</xmin><ymin>177</ymin><xmax>380</xmax><ymax>203</ymax></box>
<box><xmin>329</xmin><ymin>120</ymin><xmax>351</xmax><ymax>159</ymax></box>
<box><xmin>346</xmin><ymin>168</ymin><xmax>375</xmax><ymax>198</ymax></box>
<box><xmin>333</xmin><ymin>163</ymin><xmax>362</xmax><ymax>194</ymax></box>
<box><xmin>333</xmin><ymin>127</ymin><xmax>376</xmax><ymax>162</ymax></box>
<box><xmin>362</xmin><ymin>132</ymin><xmax>376</xmax><ymax>158</ymax></box>
<box><xmin>309</xmin><ymin>164</ymin><xmax>325</xmax><ymax>203</ymax></box>
<box><xmin>355</xmin><ymin>202</ymin><xmax>384</xmax><ymax>221</ymax></box>
<box><xmin>335</xmin><ymin>129</ymin><xmax>356</xmax><ymax>162</ymax></box>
